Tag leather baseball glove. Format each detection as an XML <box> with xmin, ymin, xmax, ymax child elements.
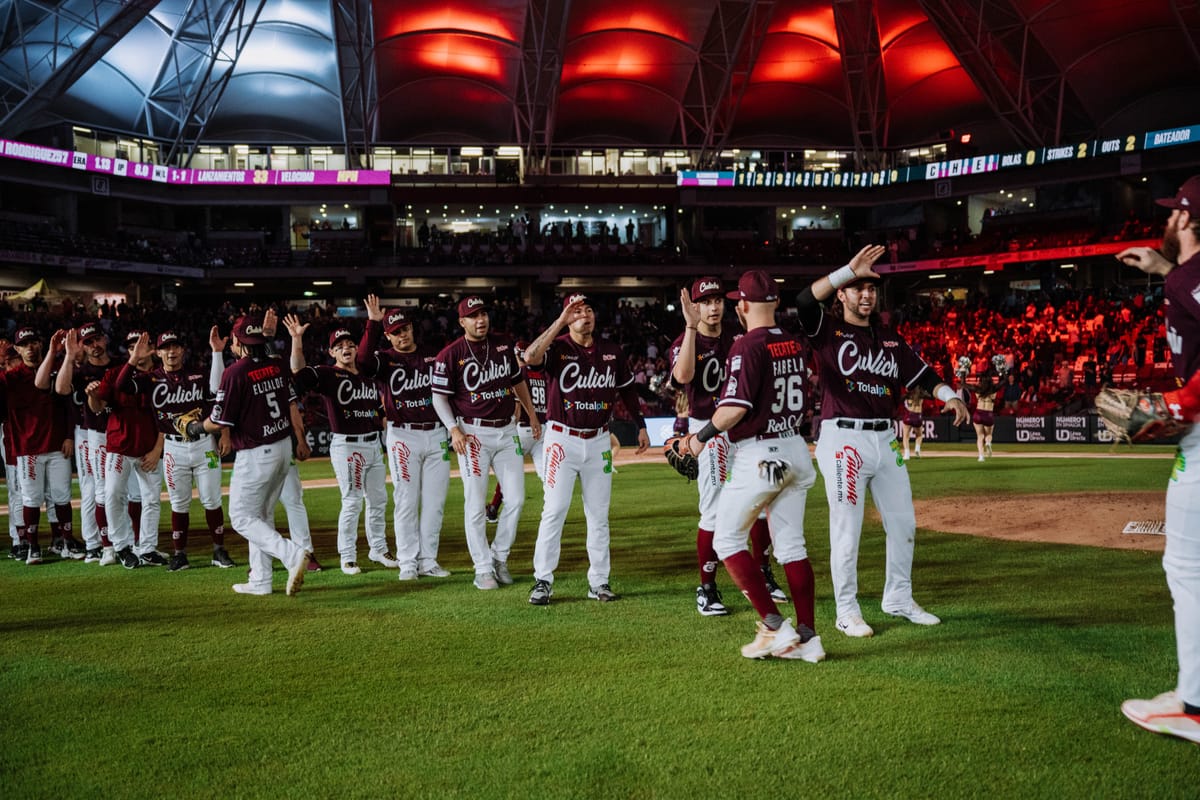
<box><xmin>172</xmin><ymin>408</ymin><xmax>206</xmax><ymax>441</ymax></box>
<box><xmin>663</xmin><ymin>435</ymin><xmax>699</xmax><ymax>481</ymax></box>
<box><xmin>1094</xmin><ymin>387</ymin><xmax>1188</xmax><ymax>443</ymax></box>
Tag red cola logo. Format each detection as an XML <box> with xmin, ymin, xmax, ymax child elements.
<box><xmin>839</xmin><ymin>446</ymin><xmax>864</xmax><ymax>505</ymax></box>
<box><xmin>544</xmin><ymin>442</ymin><xmax>566</xmax><ymax>488</ymax></box>
<box><xmin>392</xmin><ymin>441</ymin><xmax>411</xmax><ymax>482</ymax></box>
<box><xmin>348</xmin><ymin>451</ymin><xmax>366</xmax><ymax>490</ymax></box>
<box><xmin>466</xmin><ymin>436</ymin><xmax>483</xmax><ymax>476</ymax></box>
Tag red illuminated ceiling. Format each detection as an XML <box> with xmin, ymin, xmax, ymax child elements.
<box><xmin>27</xmin><ymin>0</ymin><xmax>1193</xmax><ymax>152</ymax></box>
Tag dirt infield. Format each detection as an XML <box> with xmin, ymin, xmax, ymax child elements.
<box><xmin>909</xmin><ymin>491</ymin><xmax>1167</xmax><ymax>552</ymax></box>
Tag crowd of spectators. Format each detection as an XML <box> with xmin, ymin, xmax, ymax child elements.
<box><xmin>894</xmin><ymin>283</ymin><xmax>1173</xmax><ymax>417</ymax></box>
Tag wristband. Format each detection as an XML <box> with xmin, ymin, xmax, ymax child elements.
<box><xmin>935</xmin><ymin>385</ymin><xmax>957</xmax><ymax>403</ymax></box>
<box><xmin>696</xmin><ymin>421</ymin><xmax>720</xmax><ymax>443</ymax></box>
<box><xmin>827</xmin><ymin>264</ymin><xmax>856</xmax><ymax>290</ymax></box>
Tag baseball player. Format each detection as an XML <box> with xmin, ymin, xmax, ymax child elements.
<box><xmin>119</xmin><ymin>328</ymin><xmax>234</xmax><ymax>571</ymax></box>
<box><xmin>523</xmin><ymin>293</ymin><xmax>649</xmax><ymax>605</ymax></box>
<box><xmin>681</xmin><ymin>270</ymin><xmax>824</xmax><ymax>662</ymax></box>
<box><xmin>90</xmin><ymin>332</ymin><xmax>167</xmax><ymax>568</ymax></box>
<box><xmin>188</xmin><ymin>313</ymin><xmax>310</xmax><ymax>596</ymax></box>
<box><xmin>284</xmin><ymin>314</ymin><xmax>393</xmax><ymax>575</ymax></box>
<box><xmin>485</xmin><ymin>340</ymin><xmax>547</xmax><ymax>524</ymax></box>
<box><xmin>900</xmin><ymin>388</ymin><xmax>925</xmax><ymax>460</ymax></box>
<box><xmin>53</xmin><ymin>322</ymin><xmax>114</xmax><ymax>561</ymax></box>
<box><xmin>798</xmin><ymin>244</ymin><xmax>968</xmax><ymax>638</ymax></box>
<box><xmin>431</xmin><ymin>295</ymin><xmax>541</xmax><ymax>590</ymax></box>
<box><xmin>359</xmin><ymin>295</ymin><xmax>451</xmax><ymax>581</ymax></box>
<box><xmin>1115</xmin><ymin>174</ymin><xmax>1200</xmax><ymax>744</ymax></box>
<box><xmin>1</xmin><ymin>334</ymin><xmax>27</xmax><ymax>558</ymax></box>
<box><xmin>671</xmin><ymin>276</ymin><xmax>785</xmax><ymax>617</ymax></box>
<box><xmin>4</xmin><ymin>327</ymin><xmax>75</xmax><ymax>565</ymax></box>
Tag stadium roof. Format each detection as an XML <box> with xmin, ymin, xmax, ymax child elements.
<box><xmin>1</xmin><ymin>0</ymin><xmax>1197</xmax><ymax>166</ymax></box>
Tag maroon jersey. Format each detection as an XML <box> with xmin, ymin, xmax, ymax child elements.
<box><xmin>293</xmin><ymin>365</ymin><xmax>381</xmax><ymax>435</ymax></box>
<box><xmin>520</xmin><ymin>366</ymin><xmax>548</xmax><ymax>425</ymax></box>
<box><xmin>69</xmin><ymin>360</ymin><xmax>113</xmax><ymax>431</ymax></box>
<box><xmin>432</xmin><ymin>334</ymin><xmax>523</xmax><ymax>421</ymax></box>
<box><xmin>670</xmin><ymin>328</ymin><xmax>738</xmax><ymax>420</ymax></box>
<box><xmin>717</xmin><ymin>326</ymin><xmax>809</xmax><ymax>443</ymax></box>
<box><xmin>95</xmin><ymin>364</ymin><xmax>159</xmax><ymax>456</ymax></box>
<box><xmin>122</xmin><ymin>364</ymin><xmax>215</xmax><ymax>434</ymax></box>
<box><xmin>541</xmin><ymin>334</ymin><xmax>642</xmax><ymax>430</ymax></box>
<box><xmin>358</xmin><ymin>321</ymin><xmax>439</xmax><ymax>425</ymax></box>
<box><xmin>806</xmin><ymin>311</ymin><xmax>932</xmax><ymax>421</ymax></box>
<box><xmin>0</xmin><ymin>362</ymin><xmax>68</xmax><ymax>456</ymax></box>
<box><xmin>1164</xmin><ymin>250</ymin><xmax>1200</xmax><ymax>382</ymax></box>
<box><xmin>211</xmin><ymin>357</ymin><xmax>296</xmax><ymax>450</ymax></box>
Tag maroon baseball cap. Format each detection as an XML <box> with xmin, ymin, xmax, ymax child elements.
<box><xmin>156</xmin><ymin>331</ymin><xmax>182</xmax><ymax>349</ymax></box>
<box><xmin>328</xmin><ymin>328</ymin><xmax>355</xmax><ymax>348</ymax></box>
<box><xmin>232</xmin><ymin>314</ymin><xmax>266</xmax><ymax>345</ymax></box>
<box><xmin>384</xmin><ymin>308</ymin><xmax>412</xmax><ymax>333</ymax></box>
<box><xmin>126</xmin><ymin>330</ymin><xmax>145</xmax><ymax>345</ymax></box>
<box><xmin>690</xmin><ymin>277</ymin><xmax>724</xmax><ymax>302</ymax></box>
<box><xmin>725</xmin><ymin>270</ymin><xmax>779</xmax><ymax>302</ymax></box>
<box><xmin>13</xmin><ymin>327</ymin><xmax>38</xmax><ymax>345</ymax></box>
<box><xmin>457</xmin><ymin>295</ymin><xmax>488</xmax><ymax>318</ymax></box>
<box><xmin>562</xmin><ymin>292</ymin><xmax>588</xmax><ymax>309</ymax></box>
<box><xmin>77</xmin><ymin>322</ymin><xmax>103</xmax><ymax>343</ymax></box>
<box><xmin>1156</xmin><ymin>175</ymin><xmax>1200</xmax><ymax>211</ymax></box>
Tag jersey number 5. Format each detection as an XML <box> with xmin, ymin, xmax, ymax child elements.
<box><xmin>265</xmin><ymin>392</ymin><xmax>282</xmax><ymax>419</ymax></box>
<box><xmin>770</xmin><ymin>374</ymin><xmax>804</xmax><ymax>413</ymax></box>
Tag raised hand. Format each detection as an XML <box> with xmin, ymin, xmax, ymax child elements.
<box><xmin>364</xmin><ymin>293</ymin><xmax>383</xmax><ymax>322</ymax></box>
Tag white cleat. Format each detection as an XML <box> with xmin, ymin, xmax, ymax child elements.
<box><xmin>884</xmin><ymin>602</ymin><xmax>940</xmax><ymax>625</ymax></box>
<box><xmin>775</xmin><ymin>635</ymin><xmax>827</xmax><ymax>663</ymax></box>
<box><xmin>835</xmin><ymin>615</ymin><xmax>875</xmax><ymax>638</ymax></box>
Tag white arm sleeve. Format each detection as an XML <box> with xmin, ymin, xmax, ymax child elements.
<box><xmin>431</xmin><ymin>392</ymin><xmax>459</xmax><ymax>431</ymax></box>
<box><xmin>209</xmin><ymin>352</ymin><xmax>225</xmax><ymax>394</ymax></box>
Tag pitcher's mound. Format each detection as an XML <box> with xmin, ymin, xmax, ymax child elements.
<box><xmin>910</xmin><ymin>492</ymin><xmax>1166</xmax><ymax>551</ymax></box>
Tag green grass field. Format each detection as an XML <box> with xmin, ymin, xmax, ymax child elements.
<box><xmin>1</xmin><ymin>449</ymin><xmax>1195</xmax><ymax>798</ymax></box>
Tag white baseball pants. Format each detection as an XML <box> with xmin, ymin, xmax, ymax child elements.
<box><xmin>163</xmin><ymin>435</ymin><xmax>222</xmax><ymax>512</ymax></box>
<box><xmin>103</xmin><ymin>451</ymin><xmax>161</xmax><ymax>555</ymax></box>
<box><xmin>815</xmin><ymin>420</ymin><xmax>918</xmax><ymax>620</ymax></box>
<box><xmin>329</xmin><ymin>433</ymin><xmax>388</xmax><ymax>564</ymax></box>
<box><xmin>386</xmin><ymin>423</ymin><xmax>450</xmax><ymax>572</ymax></box>
<box><xmin>1165</xmin><ymin>425</ymin><xmax>1200</xmax><ymax>708</ymax></box>
<box><xmin>713</xmin><ymin>435</ymin><xmax>814</xmax><ymax>564</ymax></box>
<box><xmin>532</xmin><ymin>425</ymin><xmax>615</xmax><ymax>587</ymax></box>
<box><xmin>456</xmin><ymin>421</ymin><xmax>525</xmax><ymax>575</ymax></box>
<box><xmin>229</xmin><ymin>442</ymin><xmax>307</xmax><ymax>590</ymax></box>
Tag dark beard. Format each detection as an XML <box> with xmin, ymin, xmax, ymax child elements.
<box><xmin>1162</xmin><ymin>226</ymin><xmax>1181</xmax><ymax>262</ymax></box>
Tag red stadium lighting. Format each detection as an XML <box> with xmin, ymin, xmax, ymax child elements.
<box><xmin>959</xmin><ymin>133</ymin><xmax>972</xmax><ymax>145</ymax></box>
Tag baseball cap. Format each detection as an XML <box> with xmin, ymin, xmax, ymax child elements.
<box><xmin>725</xmin><ymin>270</ymin><xmax>779</xmax><ymax>303</ymax></box>
<box><xmin>1156</xmin><ymin>175</ymin><xmax>1200</xmax><ymax>211</ymax></box>
<box><xmin>232</xmin><ymin>314</ymin><xmax>266</xmax><ymax>345</ymax></box>
<box><xmin>690</xmin><ymin>277</ymin><xmax>724</xmax><ymax>302</ymax></box>
<box><xmin>77</xmin><ymin>322</ymin><xmax>103</xmax><ymax>343</ymax></box>
<box><xmin>156</xmin><ymin>330</ymin><xmax>182</xmax><ymax>349</ymax></box>
<box><xmin>13</xmin><ymin>327</ymin><xmax>38</xmax><ymax>345</ymax></box>
<box><xmin>563</xmin><ymin>292</ymin><xmax>588</xmax><ymax>309</ymax></box>
<box><xmin>514</xmin><ymin>339</ymin><xmax>530</xmax><ymax>359</ymax></box>
<box><xmin>328</xmin><ymin>328</ymin><xmax>355</xmax><ymax>348</ymax></box>
<box><xmin>126</xmin><ymin>330</ymin><xmax>145</xmax><ymax>345</ymax></box>
<box><xmin>384</xmin><ymin>308</ymin><xmax>412</xmax><ymax>333</ymax></box>
<box><xmin>457</xmin><ymin>295</ymin><xmax>488</xmax><ymax>318</ymax></box>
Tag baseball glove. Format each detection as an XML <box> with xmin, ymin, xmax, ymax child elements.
<box><xmin>663</xmin><ymin>436</ymin><xmax>699</xmax><ymax>481</ymax></box>
<box><xmin>173</xmin><ymin>408</ymin><xmax>205</xmax><ymax>441</ymax></box>
<box><xmin>1094</xmin><ymin>387</ymin><xmax>1188</xmax><ymax>443</ymax></box>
